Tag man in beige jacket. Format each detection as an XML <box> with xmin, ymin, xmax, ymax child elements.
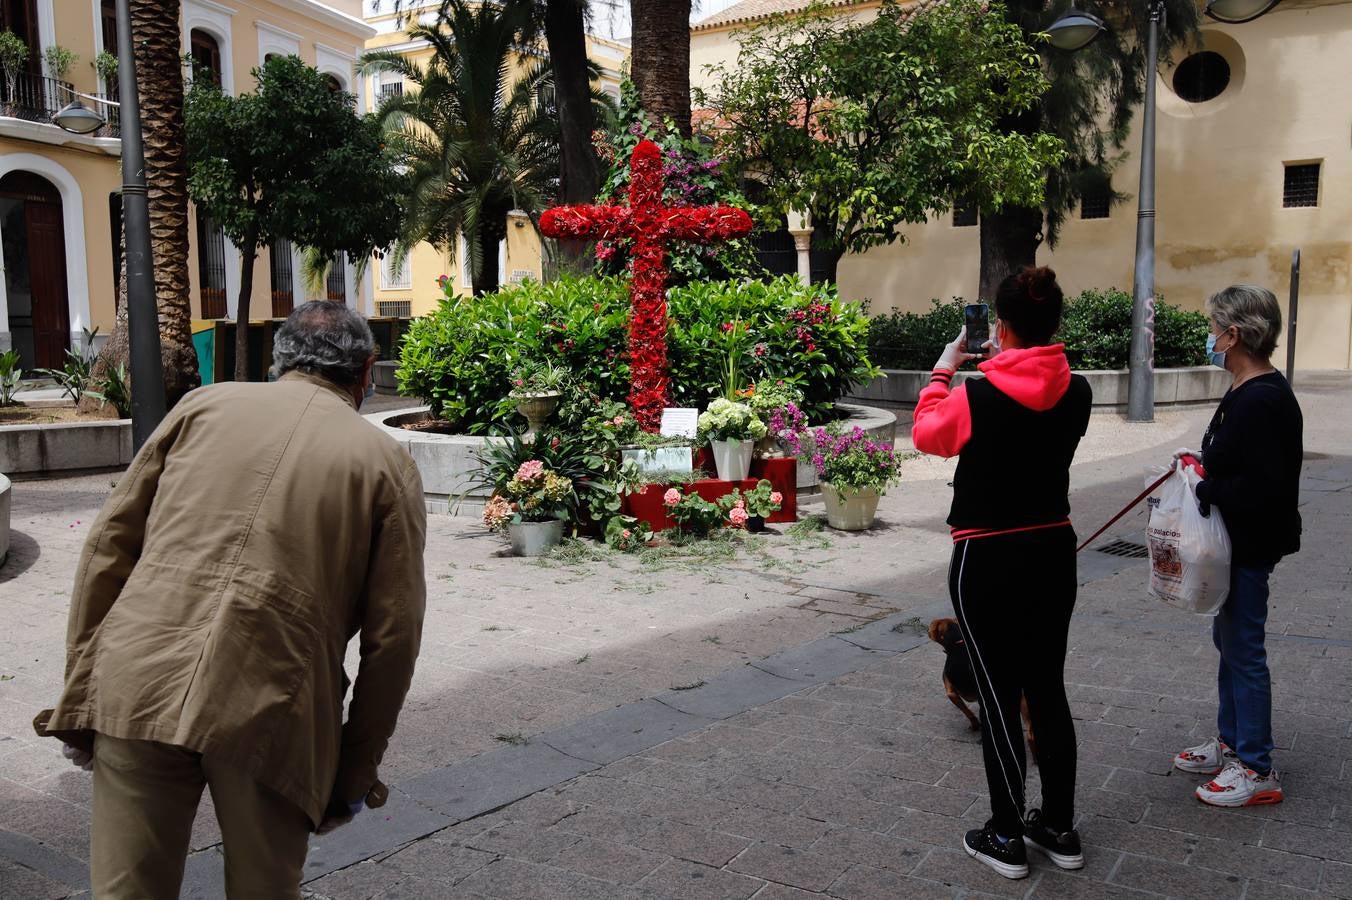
<box><xmin>34</xmin><ymin>301</ymin><xmax>427</xmax><ymax>899</ymax></box>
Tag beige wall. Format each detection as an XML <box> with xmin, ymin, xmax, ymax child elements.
<box><xmin>692</xmin><ymin>0</ymin><xmax>1352</xmax><ymax>369</ymax></box>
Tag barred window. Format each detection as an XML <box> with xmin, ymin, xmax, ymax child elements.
<box><xmin>1080</xmin><ymin>184</ymin><xmax>1111</xmax><ymax>220</ymax></box>
<box><xmin>381</xmin><ymin>253</ymin><xmax>411</xmax><ymax>290</ymax></box>
<box><xmin>1283</xmin><ymin>163</ymin><xmax>1320</xmax><ymax>208</ymax></box>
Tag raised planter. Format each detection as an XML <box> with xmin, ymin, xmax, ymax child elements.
<box><xmin>0</xmin><ymin>473</ymin><xmax>11</xmax><ymax>566</ymax></box>
<box><xmin>0</xmin><ymin>419</ymin><xmax>133</xmax><ymax>475</ymax></box>
<box><xmin>847</xmin><ymin>366</ymin><xmax>1232</xmax><ymax>408</ymax></box>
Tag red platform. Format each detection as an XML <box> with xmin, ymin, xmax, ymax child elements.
<box><xmin>622</xmin><ymin>456</ymin><xmax>798</xmax><ymax>531</ymax></box>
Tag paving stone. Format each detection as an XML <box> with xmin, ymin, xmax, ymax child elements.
<box><xmin>716</xmin><ymin>774</ymin><xmax>814</xmax><ymax>814</ymax></box>
<box><xmin>825</xmin><ymin>864</ymin><xmax>957</xmax><ymax>900</ymax></box>
<box><xmin>305</xmin><ymin>861</ymin><xmax>406</xmax><ymax>900</ymax></box>
<box><xmin>179</xmin><ymin>847</ymin><xmax>226</xmax><ymax>899</ymax></box>
<box><xmin>832</xmin><ymin>613</ymin><xmax>937</xmax><ymax>653</ymax></box>
<box><xmin>718</xmin><ymin>807</ymin><xmax>834</xmax><ymax>849</ymax></box>
<box><xmin>371</xmin><ymin>874</ymin><xmax>481</xmax><ymax>899</ymax></box>
<box><xmin>636</xmin><ymin>859</ymin><xmax>765</xmax><ymax>900</ymax></box>
<box><xmin>754</xmin><ymin>638</ymin><xmax>885</xmax><ymax>683</ymax></box>
<box><xmin>0</xmin><ymin>825</ymin><xmax>88</xmax><ymax>892</ymax></box>
<box><xmin>395</xmin><ymin>741</ymin><xmax>596</xmax><ymax>820</ymax></box>
<box><xmin>633</xmin><ymin>820</ymin><xmax>749</xmax><ymax>868</ymax></box>
<box><xmin>1110</xmin><ymin>853</ymin><xmax>1247</xmax><ymax>899</ymax></box>
<box><xmin>547</xmin><ymin>835</ymin><xmax>666</xmax><ymax>884</ymax></box>
<box><xmin>794</xmin><ymin>789</ymin><xmax>903</xmax><ymax>832</ymax></box>
<box><xmin>1075</xmin><ymin>815</ymin><xmax>1197</xmax><ymax>863</ymax></box>
<box><xmin>302</xmin><ymin>792</ymin><xmax>454</xmax><ymax>882</ymax></box>
<box><xmin>656</xmin><ymin>666</ymin><xmax>801</xmax><ymax>720</ymax></box>
<box><xmin>453</xmin><ymin>857</ymin><xmax>581</xmax><ymax>898</ymax></box>
<box><xmin>807</xmin><ymin>826</ymin><xmax>928</xmax><ymax>875</ymax></box>
<box><xmin>1190</xmin><ymin>836</ymin><xmax>1325</xmax><ymax>890</ymax></box>
<box><xmin>540</xmin><ymin>700</ymin><xmax>714</xmax><ymax>766</ymax></box>
<box><xmin>907</xmin><ymin>847</ymin><xmax>1026</xmax><ymax>897</ymax></box>
<box><xmin>547</xmin><ymin>804</ymin><xmax>652</xmax><ymax>844</ymax></box>
<box><xmin>1264</xmin><ymin>821</ymin><xmax>1352</xmax><ymax>865</ymax></box>
<box><xmin>726</xmin><ymin>840</ymin><xmax>851</xmax><ymax>892</ymax></box>
<box><xmin>745</xmin><ymin>884</ymin><xmax>819</xmax><ymax>900</ymax></box>
<box><xmin>380</xmin><ymin>836</ymin><xmax>497</xmax><ymax>882</ymax></box>
<box><xmin>1241</xmin><ymin>880</ymin><xmax>1341</xmax><ymax>900</ymax></box>
<box><xmin>1322</xmin><ymin>860</ymin><xmax>1352</xmax><ymax>896</ymax></box>
<box><xmin>0</xmin><ymin>858</ymin><xmax>70</xmax><ymax>900</ymax></box>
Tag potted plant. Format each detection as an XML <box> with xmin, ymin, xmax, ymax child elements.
<box><xmin>43</xmin><ymin>45</ymin><xmax>76</xmax><ymax>81</ymax></box>
<box><xmin>743</xmin><ymin>380</ymin><xmax>803</xmax><ymax>458</ymax></box>
<box><xmin>662</xmin><ymin>486</ymin><xmax>728</xmax><ymax>538</ymax></box>
<box><xmin>0</xmin><ymin>31</ymin><xmax>29</xmax><ymax>112</ymax></box>
<box><xmin>721</xmin><ymin>479</ymin><xmax>783</xmax><ymax>533</ymax></box>
<box><xmin>697</xmin><ymin>398</ymin><xmax>766</xmax><ymax>482</ymax></box>
<box><xmin>482</xmin><ymin>459</ymin><xmax>575</xmax><ymax>556</ymax></box>
<box><xmin>509</xmin><ymin>361</ymin><xmax>568</xmax><ymax>440</ymax></box>
<box><xmin>789</xmin><ymin>424</ymin><xmax>902</xmax><ymax>531</ymax></box>
<box><xmin>94</xmin><ymin>50</ymin><xmax>118</xmax><ymax>91</ymax></box>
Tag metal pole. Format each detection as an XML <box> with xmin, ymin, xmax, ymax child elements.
<box><xmin>116</xmin><ymin>0</ymin><xmax>166</xmax><ymax>450</ymax></box>
<box><xmin>1286</xmin><ymin>248</ymin><xmax>1300</xmax><ymax>384</ymax></box>
<box><xmin>1126</xmin><ymin>1</ymin><xmax>1162</xmax><ymax>423</ymax></box>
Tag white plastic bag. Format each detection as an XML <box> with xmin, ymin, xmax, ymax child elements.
<box><xmin>1145</xmin><ymin>461</ymin><xmax>1232</xmax><ymax>614</ymax></box>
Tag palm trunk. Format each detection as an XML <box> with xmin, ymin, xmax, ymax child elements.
<box><xmin>545</xmin><ymin>0</ymin><xmax>601</xmax><ymax>270</ymax></box>
<box><xmin>83</xmin><ymin>0</ymin><xmax>199</xmax><ymax>411</ymax></box>
<box><xmin>234</xmin><ymin>233</ymin><xmax>258</xmax><ymax>382</ymax></box>
<box><xmin>978</xmin><ymin>203</ymin><xmax>1043</xmax><ymax>301</ymax></box>
<box><xmin>631</xmin><ymin>0</ymin><xmax>692</xmax><ymax>137</ymax></box>
<box><xmin>472</xmin><ymin>230</ymin><xmax>502</xmax><ymax>296</ymax></box>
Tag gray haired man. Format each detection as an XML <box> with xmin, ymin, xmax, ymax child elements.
<box><xmin>36</xmin><ymin>301</ymin><xmax>427</xmax><ymax>899</ymax></box>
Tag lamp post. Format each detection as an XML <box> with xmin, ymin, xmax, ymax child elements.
<box><xmin>53</xmin><ymin>0</ymin><xmax>165</xmax><ymax>451</ymax></box>
<box><xmin>1048</xmin><ymin>0</ymin><xmax>1279</xmax><ymax>423</ymax></box>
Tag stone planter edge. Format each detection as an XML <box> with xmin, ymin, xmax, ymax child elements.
<box><xmin>0</xmin><ymin>418</ymin><xmax>134</xmax><ymax>475</ymax></box>
<box><xmin>846</xmin><ymin>366</ymin><xmax>1232</xmax><ymax>407</ymax></box>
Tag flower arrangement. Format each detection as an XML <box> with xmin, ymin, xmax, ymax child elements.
<box><xmin>696</xmin><ymin>398</ymin><xmax>767</xmax><ymax>443</ymax></box>
<box><xmin>783</xmin><ymin>423</ymin><xmax>903</xmax><ymax>493</ymax></box>
<box><xmin>482</xmin><ymin>459</ymin><xmax>575</xmax><ymax>529</ymax></box>
<box><xmin>743</xmin><ymin>379</ymin><xmax>804</xmax><ymax>422</ymax></box>
<box><xmin>721</xmin><ymin>479</ymin><xmax>784</xmax><ymax>521</ymax></box>
<box><xmin>767</xmin><ymin>401</ymin><xmax>807</xmax><ymax>445</ymax></box>
<box><xmin>662</xmin><ymin>487</ymin><xmax>728</xmax><ymax>536</ymax></box>
<box><xmin>509</xmin><ymin>360</ymin><xmax>569</xmax><ymax>398</ymax></box>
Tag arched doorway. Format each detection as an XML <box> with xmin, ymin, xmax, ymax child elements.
<box><xmin>1</xmin><ymin>171</ymin><xmax>70</xmax><ymax>369</ymax></box>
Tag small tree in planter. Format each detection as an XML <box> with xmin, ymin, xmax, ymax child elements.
<box><xmin>0</xmin><ymin>31</ymin><xmax>29</xmax><ymax>108</ymax></box>
<box><xmin>43</xmin><ymin>45</ymin><xmax>77</xmax><ymax>81</ymax></box>
<box><xmin>94</xmin><ymin>50</ymin><xmax>118</xmax><ymax>91</ymax></box>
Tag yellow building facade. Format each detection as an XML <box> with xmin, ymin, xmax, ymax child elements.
<box><xmin>362</xmin><ymin>1</ymin><xmax>628</xmax><ymax>317</ymax></box>
<box><xmin>0</xmin><ymin>0</ymin><xmax>375</xmax><ymax>371</ymax></box>
<box><xmin>692</xmin><ymin>0</ymin><xmax>1352</xmax><ymax>370</ymax></box>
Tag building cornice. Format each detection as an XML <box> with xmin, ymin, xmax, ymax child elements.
<box><xmin>0</xmin><ymin>118</ymin><xmax>122</xmax><ymax>156</ymax></box>
<box><xmin>272</xmin><ymin>0</ymin><xmax>377</xmax><ymax>39</ymax></box>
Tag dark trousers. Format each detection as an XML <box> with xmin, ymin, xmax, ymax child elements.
<box><xmin>948</xmin><ymin>526</ymin><xmax>1079</xmax><ymax>837</ymax></box>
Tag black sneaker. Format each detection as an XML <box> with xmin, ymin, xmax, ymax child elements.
<box><xmin>963</xmin><ymin>823</ymin><xmax>1029</xmax><ymax>880</ymax></box>
<box><xmin>1022</xmin><ymin>808</ymin><xmax>1084</xmax><ymax>870</ymax></box>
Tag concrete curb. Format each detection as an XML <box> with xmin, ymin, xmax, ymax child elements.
<box><xmin>848</xmin><ymin>366</ymin><xmax>1233</xmax><ymax>407</ymax></box>
<box><xmin>0</xmin><ymin>419</ymin><xmax>132</xmax><ymax>475</ymax></box>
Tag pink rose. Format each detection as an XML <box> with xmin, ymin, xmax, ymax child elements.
<box><xmin>734</xmin><ymin>499</ymin><xmax>745</xmax><ymax>510</ymax></box>
<box><xmin>663</xmin><ymin>488</ymin><xmax>681</xmax><ymax>506</ymax></box>
<box><xmin>622</xmin><ymin>529</ymin><xmax>632</xmax><ymax>539</ymax></box>
<box><xmin>729</xmin><ymin>507</ymin><xmax>749</xmax><ymax>527</ymax></box>
<box><xmin>612</xmin><ymin>416</ymin><xmax>626</xmax><ymax>426</ymax></box>
<box><xmin>770</xmin><ymin>492</ymin><xmax>783</xmax><ymax>504</ymax></box>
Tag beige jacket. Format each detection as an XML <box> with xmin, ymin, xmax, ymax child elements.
<box><xmin>35</xmin><ymin>372</ymin><xmax>427</xmax><ymax>827</ymax></box>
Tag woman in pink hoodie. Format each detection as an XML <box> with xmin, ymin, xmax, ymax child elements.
<box><xmin>913</xmin><ymin>267</ymin><xmax>1091</xmax><ymax>881</ymax></box>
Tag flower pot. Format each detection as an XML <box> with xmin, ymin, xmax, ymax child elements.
<box><xmin>515</xmin><ymin>392</ymin><xmax>561</xmax><ymax>441</ymax></box>
<box><xmin>710</xmin><ymin>438</ymin><xmax>753</xmax><ymax>482</ymax></box>
<box><xmin>746</xmin><ymin>515</ymin><xmax>766</xmax><ymax>533</ymax></box>
<box><xmin>754</xmin><ymin>435</ymin><xmax>780</xmax><ymax>459</ymax></box>
<box><xmin>507</xmin><ymin>519</ymin><xmax>565</xmax><ymax>556</ymax></box>
<box><xmin>820</xmin><ymin>482</ymin><xmax>881</xmax><ymax>531</ymax></box>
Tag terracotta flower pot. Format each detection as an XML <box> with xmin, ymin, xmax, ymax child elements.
<box><xmin>820</xmin><ymin>482</ymin><xmax>881</xmax><ymax>531</ymax></box>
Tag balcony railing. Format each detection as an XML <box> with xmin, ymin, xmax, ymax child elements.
<box><xmin>0</xmin><ymin>71</ymin><xmax>120</xmax><ymax>137</ymax></box>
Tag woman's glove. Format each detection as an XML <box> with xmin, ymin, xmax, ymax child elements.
<box><xmin>935</xmin><ymin>327</ymin><xmax>982</xmax><ymax>372</ymax></box>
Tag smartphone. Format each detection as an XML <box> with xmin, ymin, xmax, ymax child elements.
<box><xmin>964</xmin><ymin>303</ymin><xmax>990</xmax><ymax>355</ymax></box>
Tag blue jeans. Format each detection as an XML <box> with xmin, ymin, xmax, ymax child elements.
<box><xmin>1212</xmin><ymin>565</ymin><xmax>1276</xmax><ymax>774</ymax></box>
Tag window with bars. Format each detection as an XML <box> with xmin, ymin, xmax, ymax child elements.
<box><xmin>952</xmin><ymin>198</ymin><xmax>978</xmax><ymax>227</ymax></box>
<box><xmin>1283</xmin><ymin>163</ymin><xmax>1320</xmax><ymax>208</ymax></box>
<box><xmin>196</xmin><ymin>206</ymin><xmax>228</xmax><ymax>318</ymax></box>
<box><xmin>1080</xmin><ymin>184</ymin><xmax>1111</xmax><ymax>220</ymax></box>
<box><xmin>377</xmin><ymin>299</ymin><xmax>412</xmax><ymax>317</ymax></box>
<box><xmin>381</xmin><ymin>253</ymin><xmax>411</xmax><ymax>290</ymax></box>
<box><xmin>270</xmin><ymin>237</ymin><xmax>294</xmax><ymax>317</ymax></box>
<box><xmin>378</xmin><ymin>80</ymin><xmax>403</xmax><ymax>103</ymax></box>
<box><xmin>327</xmin><ymin>251</ymin><xmax>348</xmax><ymax>302</ymax></box>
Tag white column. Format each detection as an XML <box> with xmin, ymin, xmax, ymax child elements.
<box><xmin>789</xmin><ymin>230</ymin><xmax>813</xmax><ymax>287</ymax></box>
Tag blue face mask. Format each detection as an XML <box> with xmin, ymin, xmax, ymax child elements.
<box><xmin>364</xmin><ymin>380</ymin><xmax>375</xmax><ymax>400</ymax></box>
<box><xmin>1206</xmin><ymin>333</ymin><xmax>1227</xmax><ymax>369</ymax></box>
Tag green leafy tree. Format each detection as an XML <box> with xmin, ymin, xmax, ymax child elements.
<box><xmin>185</xmin><ymin>55</ymin><xmax>403</xmax><ymax>381</ymax></box>
<box><xmin>698</xmin><ymin>0</ymin><xmax>1064</xmax><ymax>284</ymax></box>
<box><xmin>360</xmin><ymin>0</ymin><xmax>611</xmax><ymax>295</ymax></box>
<box><xmin>976</xmin><ymin>1</ymin><xmax>1201</xmax><ymax>300</ymax></box>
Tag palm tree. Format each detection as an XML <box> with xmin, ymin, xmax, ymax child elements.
<box><xmin>84</xmin><ymin>0</ymin><xmax>198</xmax><ymax>409</ymax></box>
<box><xmin>631</xmin><ymin>0</ymin><xmax>692</xmax><ymax>137</ymax></box>
<box><xmin>362</xmin><ymin>0</ymin><xmax>599</xmax><ymax>295</ymax></box>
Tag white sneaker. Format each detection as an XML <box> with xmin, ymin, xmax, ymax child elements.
<box><xmin>1195</xmin><ymin>760</ymin><xmax>1284</xmax><ymax>808</ymax></box>
<box><xmin>1174</xmin><ymin>737</ymin><xmax>1236</xmax><ymax>775</ymax></box>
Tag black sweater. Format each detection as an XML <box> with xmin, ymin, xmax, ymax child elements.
<box><xmin>1197</xmin><ymin>372</ymin><xmax>1303</xmax><ymax>567</ymax></box>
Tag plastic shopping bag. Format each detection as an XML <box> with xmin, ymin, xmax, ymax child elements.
<box><xmin>1145</xmin><ymin>461</ymin><xmax>1232</xmax><ymax>614</ymax></box>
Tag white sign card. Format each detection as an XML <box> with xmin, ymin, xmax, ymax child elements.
<box><xmin>659</xmin><ymin>408</ymin><xmax>699</xmax><ymax>438</ymax></box>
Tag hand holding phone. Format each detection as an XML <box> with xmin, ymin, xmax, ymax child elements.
<box><xmin>964</xmin><ymin>304</ymin><xmax>990</xmax><ymax>356</ymax></box>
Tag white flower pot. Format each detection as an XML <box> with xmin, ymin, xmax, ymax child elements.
<box><xmin>710</xmin><ymin>438</ymin><xmax>753</xmax><ymax>482</ymax></box>
<box><xmin>820</xmin><ymin>482</ymin><xmax>881</xmax><ymax>531</ymax></box>
<box><xmin>508</xmin><ymin>519</ymin><xmax>565</xmax><ymax>556</ymax></box>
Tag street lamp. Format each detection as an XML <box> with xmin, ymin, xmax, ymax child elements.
<box><xmin>1048</xmin><ymin>1</ymin><xmax>1278</xmax><ymax>422</ymax></box>
<box><xmin>51</xmin><ymin>0</ymin><xmax>165</xmax><ymax>450</ymax></box>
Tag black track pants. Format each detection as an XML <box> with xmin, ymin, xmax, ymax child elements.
<box><xmin>948</xmin><ymin>525</ymin><xmax>1078</xmax><ymax>837</ymax></box>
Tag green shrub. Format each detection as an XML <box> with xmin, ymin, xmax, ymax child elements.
<box><xmin>397</xmin><ymin>274</ymin><xmax>878</xmax><ymax>433</ymax></box>
<box><xmin>867</xmin><ymin>288</ymin><xmax>1209</xmax><ymax>371</ymax></box>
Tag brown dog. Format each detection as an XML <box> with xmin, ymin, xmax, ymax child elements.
<box><xmin>928</xmin><ymin>617</ymin><xmax>1037</xmax><ymax>760</ymax></box>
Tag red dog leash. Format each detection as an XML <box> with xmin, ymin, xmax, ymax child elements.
<box><xmin>1075</xmin><ymin>455</ymin><xmax>1204</xmax><ymax>553</ymax></box>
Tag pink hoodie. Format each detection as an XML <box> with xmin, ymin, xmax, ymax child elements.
<box><xmin>911</xmin><ymin>344</ymin><xmax>1073</xmax><ymax>459</ymax></box>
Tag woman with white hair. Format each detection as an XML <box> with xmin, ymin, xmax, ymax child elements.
<box><xmin>1173</xmin><ymin>284</ymin><xmax>1303</xmax><ymax>808</ymax></box>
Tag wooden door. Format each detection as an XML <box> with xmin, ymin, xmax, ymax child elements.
<box><xmin>25</xmin><ymin>201</ymin><xmax>70</xmax><ymax>368</ymax></box>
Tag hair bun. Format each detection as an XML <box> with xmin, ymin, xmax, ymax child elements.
<box><xmin>1019</xmin><ymin>266</ymin><xmax>1057</xmax><ymax>303</ymax></box>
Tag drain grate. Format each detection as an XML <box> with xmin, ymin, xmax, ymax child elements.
<box><xmin>1094</xmin><ymin>538</ymin><xmax>1150</xmax><ymax>559</ymax></box>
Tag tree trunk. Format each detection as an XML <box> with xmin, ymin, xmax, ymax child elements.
<box><xmin>472</xmin><ymin>229</ymin><xmax>503</xmax><ymax>296</ymax></box>
<box><xmin>545</xmin><ymin>0</ymin><xmax>601</xmax><ymax>271</ymax></box>
<box><xmin>816</xmin><ymin>245</ymin><xmax>845</xmax><ymax>287</ymax></box>
<box><xmin>82</xmin><ymin>0</ymin><xmax>199</xmax><ymax>413</ymax></box>
<box><xmin>630</xmin><ymin>0</ymin><xmax>692</xmax><ymax>137</ymax></box>
<box><xmin>234</xmin><ymin>238</ymin><xmax>258</xmax><ymax>382</ymax></box>
<box><xmin>977</xmin><ymin>203</ymin><xmax>1043</xmax><ymax>302</ymax></box>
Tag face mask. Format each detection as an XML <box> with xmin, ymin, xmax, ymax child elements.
<box><xmin>364</xmin><ymin>381</ymin><xmax>375</xmax><ymax>400</ymax></box>
<box><xmin>1206</xmin><ymin>333</ymin><xmax>1227</xmax><ymax>369</ymax></box>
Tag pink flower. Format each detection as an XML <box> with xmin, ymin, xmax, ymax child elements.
<box><xmin>663</xmin><ymin>488</ymin><xmax>681</xmax><ymax>506</ymax></box>
<box><xmin>729</xmin><ymin>507</ymin><xmax>749</xmax><ymax>527</ymax></box>
<box><xmin>622</xmin><ymin>528</ymin><xmax>633</xmax><ymax>539</ymax></box>
<box><xmin>769</xmin><ymin>491</ymin><xmax>783</xmax><ymax>505</ymax></box>
<box><xmin>612</xmin><ymin>416</ymin><xmax>626</xmax><ymax>426</ymax></box>
<box><xmin>734</xmin><ymin>499</ymin><xmax>745</xmax><ymax>510</ymax></box>
<box><xmin>515</xmin><ymin>460</ymin><xmax>545</xmax><ymax>482</ymax></box>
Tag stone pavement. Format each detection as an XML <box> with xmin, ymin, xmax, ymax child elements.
<box><xmin>2</xmin><ymin>373</ymin><xmax>1350</xmax><ymax>898</ymax></box>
